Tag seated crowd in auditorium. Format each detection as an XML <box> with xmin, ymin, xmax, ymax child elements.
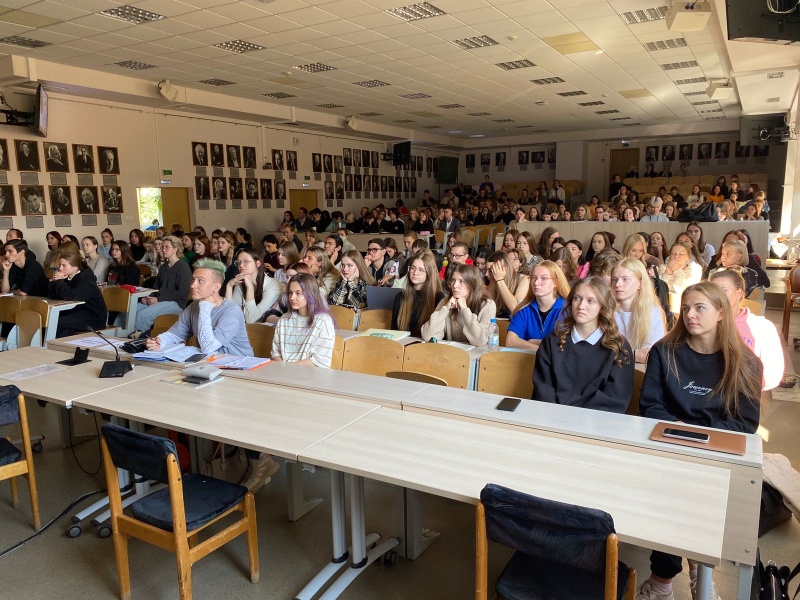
<box><xmin>3</xmin><ymin>171</ymin><xmax>780</xmax><ymax>600</ymax></box>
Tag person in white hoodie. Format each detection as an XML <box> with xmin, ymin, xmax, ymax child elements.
<box><xmin>710</xmin><ymin>268</ymin><xmax>784</xmax><ymax>390</ymax></box>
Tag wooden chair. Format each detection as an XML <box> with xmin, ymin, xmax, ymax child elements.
<box><xmin>246</xmin><ymin>323</ymin><xmax>274</xmax><ymax>358</ymax></box>
<box><xmin>403</xmin><ymin>343</ymin><xmax>470</xmax><ymax>389</ymax></box>
<box><xmin>385</xmin><ymin>370</ymin><xmax>447</xmax><ymax>386</ymax></box>
<box><xmin>627</xmin><ymin>368</ymin><xmax>645</xmax><ymax>416</ymax></box>
<box><xmin>476</xmin><ymin>351</ymin><xmax>535</xmax><ymax>398</ymax></box>
<box><xmin>341</xmin><ymin>336</ymin><xmax>404</xmax><ymax>376</ymax></box>
<box><xmin>329</xmin><ymin>304</ymin><xmax>356</xmax><ymax>331</ymax></box>
<box><xmin>476</xmin><ymin>483</ymin><xmax>635</xmax><ymax>600</ymax></box>
<box><xmin>783</xmin><ymin>264</ymin><xmax>800</xmax><ymax>340</ymax></box>
<box><xmin>330</xmin><ymin>335</ymin><xmax>345</xmax><ymax>370</ymax></box>
<box><xmin>0</xmin><ymin>296</ymin><xmax>21</xmax><ymax>349</ymax></box>
<box><xmin>741</xmin><ymin>298</ymin><xmax>765</xmax><ymax>317</ymax></box>
<box><xmin>101</xmin><ymin>423</ymin><xmax>259</xmax><ymax>600</ymax></box>
<box><xmin>19</xmin><ymin>298</ymin><xmax>48</xmax><ymax>339</ymax></box>
<box><xmin>15</xmin><ymin>310</ymin><xmax>42</xmax><ymax>348</ymax></box>
<box><xmin>476</xmin><ymin>227</ymin><xmax>491</xmax><ymax>249</ymax></box>
<box><xmin>496</xmin><ymin>319</ymin><xmax>510</xmax><ymax>347</ymax></box>
<box><xmin>152</xmin><ymin>313</ymin><xmax>180</xmax><ymax>338</ymax></box>
<box><xmin>356</xmin><ymin>309</ymin><xmax>392</xmax><ymax>332</ymax></box>
<box><xmin>136</xmin><ymin>264</ymin><xmax>151</xmax><ymax>285</ymax></box>
<box><xmin>460</xmin><ymin>229</ymin><xmax>476</xmax><ymax>252</ymax></box>
<box><xmin>103</xmin><ymin>286</ymin><xmax>131</xmax><ymax>328</ymax></box>
<box><xmin>434</xmin><ymin>229</ymin><xmax>447</xmax><ymax>250</ymax></box>
<box><xmin>0</xmin><ymin>388</ymin><xmax>40</xmax><ymax>530</ymax></box>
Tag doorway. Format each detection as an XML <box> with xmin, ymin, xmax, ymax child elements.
<box><xmin>290</xmin><ymin>189</ymin><xmax>319</xmax><ymax>217</ymax></box>
<box><xmin>609</xmin><ymin>148</ymin><xmax>640</xmax><ymax>183</ymax></box>
<box><xmin>136</xmin><ymin>188</ymin><xmax>190</xmax><ymax>232</ymax></box>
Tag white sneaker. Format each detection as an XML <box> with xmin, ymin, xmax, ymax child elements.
<box><xmin>240</xmin><ymin>453</ymin><xmax>280</xmax><ymax>493</ymax></box>
<box><xmin>690</xmin><ymin>574</ymin><xmax>721</xmax><ymax>600</ymax></box>
<box><xmin>636</xmin><ymin>580</ymin><xmax>675</xmax><ymax>600</ymax></box>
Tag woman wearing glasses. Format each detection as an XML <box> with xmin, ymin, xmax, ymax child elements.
<box><xmin>134</xmin><ymin>235</ymin><xmax>192</xmax><ymax>334</ymax></box>
<box><xmin>506</xmin><ymin>261</ymin><xmax>569</xmax><ymax>350</ymax></box>
<box><xmin>392</xmin><ymin>250</ymin><xmax>443</xmax><ymax>337</ymax></box>
<box><xmin>532</xmin><ymin>276</ymin><xmax>633</xmax><ymax>412</ymax></box>
<box><xmin>225</xmin><ymin>249</ymin><xmax>283</xmax><ymax>324</ymax></box>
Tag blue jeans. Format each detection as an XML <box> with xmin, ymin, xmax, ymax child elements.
<box><xmin>135</xmin><ymin>300</ymin><xmax>181</xmax><ymax>332</ymax></box>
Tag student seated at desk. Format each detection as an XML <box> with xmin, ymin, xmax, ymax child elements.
<box><xmin>1</xmin><ymin>239</ymin><xmax>48</xmax><ymax>297</ymax></box>
<box><xmin>506</xmin><ymin>261</ymin><xmax>569</xmax><ymax>351</ymax></box>
<box><xmin>532</xmin><ymin>276</ymin><xmax>633</xmax><ymax>412</ymax></box>
<box><xmin>328</xmin><ymin>250</ymin><xmax>375</xmax><ymax>311</ymax></box>
<box><xmin>147</xmin><ymin>258</ymin><xmax>253</xmax><ymax>357</ymax></box>
<box><xmin>106</xmin><ymin>241</ymin><xmax>141</xmax><ymax>287</ymax></box>
<box><xmin>272</xmin><ymin>273</ymin><xmax>335</xmax><ymax>368</ymax></box>
<box><xmin>224</xmin><ymin>248</ymin><xmax>283</xmax><ymax>324</ymax></box>
<box><xmin>636</xmin><ymin>281</ymin><xmax>762</xmax><ymax>600</ymax></box>
<box><xmin>392</xmin><ymin>250</ymin><xmax>443</xmax><ymax>337</ymax></box>
<box><xmin>135</xmin><ymin>235</ymin><xmax>192</xmax><ymax>334</ymax></box>
<box><xmin>421</xmin><ymin>264</ymin><xmax>496</xmax><ymax>346</ymax></box>
<box><xmin>49</xmin><ymin>247</ymin><xmax>108</xmax><ymax>337</ymax></box>
<box><xmin>611</xmin><ymin>259</ymin><xmax>667</xmax><ymax>364</ymax></box>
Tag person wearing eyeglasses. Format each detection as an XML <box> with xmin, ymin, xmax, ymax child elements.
<box><xmin>506</xmin><ymin>261</ymin><xmax>569</xmax><ymax>350</ymax></box>
<box><xmin>134</xmin><ymin>235</ymin><xmax>192</xmax><ymax>335</ymax></box>
<box><xmin>438</xmin><ymin>241</ymin><xmax>473</xmax><ymax>280</ymax></box>
<box><xmin>363</xmin><ymin>238</ymin><xmax>391</xmax><ymax>282</ymax></box>
<box><xmin>224</xmin><ymin>249</ymin><xmax>283</xmax><ymax>324</ymax></box>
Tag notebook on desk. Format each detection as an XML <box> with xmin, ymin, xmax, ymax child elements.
<box><xmin>365</xmin><ymin>286</ymin><xmax>401</xmax><ymax>310</ymax></box>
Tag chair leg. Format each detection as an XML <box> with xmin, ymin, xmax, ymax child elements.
<box><xmin>244</xmin><ymin>492</ymin><xmax>260</xmax><ymax>584</ymax></box>
<box><xmin>625</xmin><ymin>567</ymin><xmax>637</xmax><ymax>600</ymax></box>
<box><xmin>175</xmin><ymin>537</ymin><xmax>193</xmax><ymax>600</ymax></box>
<box><xmin>113</xmin><ymin>530</ymin><xmax>132</xmax><ymax>600</ymax></box>
<box><xmin>26</xmin><ymin>470</ymin><xmax>41</xmax><ymax>531</ymax></box>
<box><xmin>475</xmin><ymin>502</ymin><xmax>488</xmax><ymax>600</ymax></box>
<box><xmin>9</xmin><ymin>476</ymin><xmax>18</xmax><ymax>508</ymax></box>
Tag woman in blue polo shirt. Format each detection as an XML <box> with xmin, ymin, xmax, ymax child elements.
<box><xmin>505</xmin><ymin>261</ymin><xmax>570</xmax><ymax>350</ymax></box>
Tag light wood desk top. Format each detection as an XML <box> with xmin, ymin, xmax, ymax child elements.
<box><xmin>70</xmin><ymin>375</ymin><xmax>380</xmax><ymax>461</ymax></box>
<box><xmin>0</xmin><ymin>346</ymin><xmax>164</xmax><ymax>406</ymax></box>
<box><xmin>299</xmin><ymin>407</ymin><xmax>731</xmax><ymax>565</ymax></box>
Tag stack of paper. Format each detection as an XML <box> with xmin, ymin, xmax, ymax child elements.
<box><xmin>133</xmin><ymin>343</ymin><xmax>201</xmax><ymax>363</ymax></box>
<box><xmin>211</xmin><ymin>355</ymin><xmax>271</xmax><ymax>370</ymax></box>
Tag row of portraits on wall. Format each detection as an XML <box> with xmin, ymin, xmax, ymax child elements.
<box><xmin>0</xmin><ymin>185</ymin><xmax>121</xmax><ymax>216</ymax></box>
<box><xmin>465</xmin><ymin>150</ymin><xmax>557</xmax><ymax>169</ymax></box>
<box><xmin>645</xmin><ymin>142</ymin><xmax>769</xmax><ymax>162</ymax></box>
<box><xmin>0</xmin><ymin>140</ymin><xmax>120</xmax><ymax>174</ymax></box>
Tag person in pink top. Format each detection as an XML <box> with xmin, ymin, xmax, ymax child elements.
<box><xmin>710</xmin><ymin>268</ymin><xmax>783</xmax><ymax>390</ymax></box>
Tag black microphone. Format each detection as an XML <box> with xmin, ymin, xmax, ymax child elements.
<box><xmin>86</xmin><ymin>326</ymin><xmax>133</xmax><ymax>378</ymax></box>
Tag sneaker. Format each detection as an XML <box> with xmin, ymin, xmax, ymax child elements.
<box><xmin>240</xmin><ymin>453</ymin><xmax>280</xmax><ymax>494</ymax></box>
<box><xmin>689</xmin><ymin>574</ymin><xmax>721</xmax><ymax>600</ymax></box>
<box><xmin>636</xmin><ymin>580</ymin><xmax>675</xmax><ymax>600</ymax></box>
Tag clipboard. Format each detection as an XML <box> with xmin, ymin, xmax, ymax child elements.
<box><xmin>649</xmin><ymin>422</ymin><xmax>746</xmax><ymax>456</ymax></box>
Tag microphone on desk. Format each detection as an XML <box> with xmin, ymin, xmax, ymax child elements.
<box><xmin>86</xmin><ymin>326</ymin><xmax>133</xmax><ymax>378</ymax></box>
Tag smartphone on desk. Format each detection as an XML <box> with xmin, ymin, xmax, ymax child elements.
<box><xmin>496</xmin><ymin>397</ymin><xmax>521</xmax><ymax>412</ymax></box>
<box><xmin>185</xmin><ymin>353</ymin><xmax>208</xmax><ymax>363</ymax></box>
<box><xmin>662</xmin><ymin>427</ymin><xmax>710</xmax><ymax>443</ymax></box>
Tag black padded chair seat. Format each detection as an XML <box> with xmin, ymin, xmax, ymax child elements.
<box><xmin>131</xmin><ymin>473</ymin><xmax>246</xmax><ymax>532</ymax></box>
<box><xmin>496</xmin><ymin>551</ymin><xmax>630</xmax><ymax>600</ymax></box>
<box><xmin>0</xmin><ymin>437</ymin><xmax>22</xmax><ymax>466</ymax></box>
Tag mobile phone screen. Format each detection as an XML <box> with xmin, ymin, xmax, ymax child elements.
<box><xmin>496</xmin><ymin>397</ymin><xmax>521</xmax><ymax>412</ymax></box>
<box><xmin>185</xmin><ymin>353</ymin><xmax>207</xmax><ymax>363</ymax></box>
<box><xmin>662</xmin><ymin>427</ymin><xmax>710</xmax><ymax>443</ymax></box>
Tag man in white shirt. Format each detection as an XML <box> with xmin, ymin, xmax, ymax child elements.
<box><xmin>640</xmin><ymin>197</ymin><xmax>669</xmax><ymax>222</ymax></box>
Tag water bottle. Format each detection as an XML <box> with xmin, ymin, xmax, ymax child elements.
<box><xmin>488</xmin><ymin>318</ymin><xmax>500</xmax><ymax>351</ymax></box>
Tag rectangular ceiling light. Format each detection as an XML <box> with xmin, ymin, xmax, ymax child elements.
<box><xmin>644</xmin><ymin>38</ymin><xmax>687</xmax><ymax>51</ymax></box>
<box><xmin>199</xmin><ymin>78</ymin><xmax>235</xmax><ymax>86</ymax></box>
<box><xmin>214</xmin><ymin>40</ymin><xmax>265</xmax><ymax>53</ymax></box>
<box><xmin>452</xmin><ymin>35</ymin><xmax>498</xmax><ymax>49</ymax></box>
<box><xmin>387</xmin><ymin>2</ymin><xmax>445</xmax><ymax>21</ymax></box>
<box><xmin>114</xmin><ymin>60</ymin><xmax>157</xmax><ymax>70</ymax></box>
<box><xmin>622</xmin><ymin>122</ymin><xmax>643</xmax><ymax>126</ymax></box>
<box><xmin>394</xmin><ymin>119</ymin><xmax>415</xmax><ymax>123</ymax></box>
<box><xmin>100</xmin><ymin>5</ymin><xmax>165</xmax><ymax>24</ymax></box>
<box><xmin>262</xmin><ymin>92</ymin><xmax>295</xmax><ymax>99</ymax></box>
<box><xmin>620</xmin><ymin>6</ymin><xmax>668</xmax><ymax>25</ymax></box>
<box><xmin>293</xmin><ymin>62</ymin><xmax>336</xmax><ymax>73</ymax></box>
<box><xmin>400</xmin><ymin>93</ymin><xmax>431</xmax><ymax>99</ymax></box>
<box><xmin>767</xmin><ymin>72</ymin><xmax>784</xmax><ymax>79</ymax></box>
<box><xmin>674</xmin><ymin>77</ymin><xmax>707</xmax><ymax>85</ymax></box>
<box><xmin>0</xmin><ymin>35</ymin><xmax>51</xmax><ymax>48</ymax></box>
<box><xmin>468</xmin><ymin>112</ymin><xmax>492</xmax><ymax>116</ymax></box>
<box><xmin>496</xmin><ymin>59</ymin><xmax>536</xmax><ymax>70</ymax></box>
<box><xmin>316</xmin><ymin>103</ymin><xmax>344</xmax><ymax>108</ymax></box>
<box><xmin>596</xmin><ymin>109</ymin><xmax>620</xmax><ymax>114</ymax></box>
<box><xmin>353</xmin><ymin>80</ymin><xmax>389</xmax><ymax>87</ymax></box>
<box><xmin>692</xmin><ymin>100</ymin><xmax>719</xmax><ymax>105</ymax></box>
<box><xmin>704</xmin><ymin>116</ymin><xmax>726</xmax><ymax>120</ymax></box>
<box><xmin>698</xmin><ymin>108</ymin><xmax>723</xmax><ymax>113</ymax></box>
<box><xmin>358</xmin><ymin>112</ymin><xmax>382</xmax><ymax>116</ymax></box>
<box><xmin>684</xmin><ymin>91</ymin><xmax>706</xmax><ymax>96</ymax></box>
<box><xmin>578</xmin><ymin>101</ymin><xmax>604</xmax><ymax>106</ymax></box>
<box><xmin>661</xmin><ymin>60</ymin><xmax>699</xmax><ymax>70</ymax></box>
<box><xmin>766</xmin><ymin>97</ymin><xmax>781</xmax><ymax>103</ymax></box>
<box><xmin>557</xmin><ymin>90</ymin><xmax>587</xmax><ymax>97</ymax></box>
<box><xmin>494</xmin><ymin>119</ymin><xmax>514</xmax><ymax>123</ymax></box>
<box><xmin>531</xmin><ymin>77</ymin><xmax>565</xmax><ymax>85</ymax></box>
<box><xmin>437</xmin><ymin>103</ymin><xmax>464</xmax><ymax>109</ymax></box>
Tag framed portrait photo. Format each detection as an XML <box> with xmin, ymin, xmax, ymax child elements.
<box><xmin>548</xmin><ymin>149</ymin><xmax>557</xmax><ymax>164</ymax></box>
<box><xmin>372</xmin><ymin>175</ymin><xmax>379</xmax><ymax>191</ymax></box>
<box><xmin>97</xmin><ymin>146</ymin><xmax>120</xmax><ymax>174</ymax></box>
<box><xmin>465</xmin><ymin>154</ymin><xmax>475</xmax><ymax>169</ymax></box>
<box><xmin>15</xmin><ymin>140</ymin><xmax>41</xmax><ymax>172</ymax></box>
<box><xmin>102</xmin><ymin>186</ymin><xmax>123</xmax><ymax>213</ymax></box>
<box><xmin>229</xmin><ymin>178</ymin><xmax>243</xmax><ymax>200</ymax></box>
<box><xmin>323</xmin><ymin>154</ymin><xmax>333</xmax><ymax>173</ymax></box>
<box><xmin>679</xmin><ymin>144</ymin><xmax>693</xmax><ymax>160</ymax></box>
<box><xmin>243</xmin><ymin>146</ymin><xmax>257</xmax><ymax>169</ymax></box>
<box><xmin>212</xmin><ymin>177</ymin><xmax>228</xmax><ymax>200</ymax></box>
<box><xmin>334</xmin><ymin>155</ymin><xmax>343</xmax><ymax>174</ymax></box>
<box><xmin>354</xmin><ymin>174</ymin><xmax>362</xmax><ymax>192</ymax></box>
<box><xmin>353</xmin><ymin>149</ymin><xmax>362</xmax><ymax>168</ymax></box>
<box><xmin>714</xmin><ymin>142</ymin><xmax>730</xmax><ymax>159</ymax></box>
<box><xmin>324</xmin><ymin>180</ymin><xmax>334</xmax><ymax>200</ymax></box>
<box><xmin>0</xmin><ymin>139</ymin><xmax>9</xmax><ymax>170</ymax></box>
<box><xmin>191</xmin><ymin>142</ymin><xmax>208</xmax><ymax>166</ymax></box>
<box><xmin>225</xmin><ymin>145</ymin><xmax>241</xmax><ymax>168</ymax></box>
<box><xmin>195</xmin><ymin>176</ymin><xmax>210</xmax><ymax>200</ymax></box>
<box><xmin>0</xmin><ymin>185</ymin><xmax>15</xmax><ymax>215</ymax></box>
<box><xmin>735</xmin><ymin>142</ymin><xmax>750</xmax><ymax>158</ymax></box>
<box><xmin>77</xmin><ymin>186</ymin><xmax>99</xmax><ymax>214</ymax></box>
<box><xmin>645</xmin><ymin>146</ymin><xmax>659</xmax><ymax>163</ymax></box>
<box><xmin>661</xmin><ymin>145</ymin><xmax>675</xmax><ymax>162</ymax></box>
<box><xmin>44</xmin><ymin>142</ymin><xmax>69</xmax><ymax>172</ymax></box>
<box><xmin>49</xmin><ymin>185</ymin><xmax>72</xmax><ymax>214</ymax></box>
<box><xmin>697</xmin><ymin>143</ymin><xmax>712</xmax><ymax>160</ymax></box>
<box><xmin>19</xmin><ymin>185</ymin><xmax>46</xmax><ymax>215</ymax></box>
<box><xmin>495</xmin><ymin>152</ymin><xmax>506</xmax><ymax>167</ymax></box>
<box><xmin>210</xmin><ymin>143</ymin><xmax>225</xmax><ymax>167</ymax></box>
<box><xmin>380</xmin><ymin>176</ymin><xmax>388</xmax><ymax>192</ymax></box>
<box><xmin>260</xmin><ymin>178</ymin><xmax>273</xmax><ymax>200</ymax></box>
<box><xmin>336</xmin><ymin>182</ymin><xmax>344</xmax><ymax>200</ymax></box>
<box><xmin>312</xmin><ymin>153</ymin><xmax>322</xmax><ymax>173</ymax></box>
<box><xmin>361</xmin><ymin>150</ymin><xmax>370</xmax><ymax>168</ymax></box>
<box><xmin>371</xmin><ymin>151</ymin><xmax>379</xmax><ymax>169</ymax></box>
<box><xmin>532</xmin><ymin>151</ymin><xmax>545</xmax><ymax>164</ymax></box>
<box><xmin>343</xmin><ymin>148</ymin><xmax>352</xmax><ymax>167</ymax></box>
<box><xmin>480</xmin><ymin>153</ymin><xmax>490</xmax><ymax>167</ymax></box>
<box><xmin>245</xmin><ymin>178</ymin><xmax>259</xmax><ymax>199</ymax></box>
<box><xmin>344</xmin><ymin>174</ymin><xmax>353</xmax><ymax>192</ymax></box>
<box><xmin>518</xmin><ymin>151</ymin><xmax>530</xmax><ymax>165</ymax></box>
<box><xmin>271</xmin><ymin>149</ymin><xmax>284</xmax><ymax>171</ymax></box>
<box><xmin>274</xmin><ymin>179</ymin><xmax>286</xmax><ymax>200</ymax></box>
<box><xmin>286</xmin><ymin>151</ymin><xmax>298</xmax><ymax>172</ymax></box>
<box><xmin>388</xmin><ymin>176</ymin><xmax>395</xmax><ymax>193</ymax></box>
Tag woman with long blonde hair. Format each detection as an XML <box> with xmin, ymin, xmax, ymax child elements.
<box><xmin>622</xmin><ymin>233</ymin><xmax>661</xmax><ymax>269</ymax></box>
<box><xmin>392</xmin><ymin>250</ymin><xmax>443</xmax><ymax>337</ymax></box>
<box><xmin>506</xmin><ymin>261</ymin><xmax>570</xmax><ymax>351</ymax></box>
<box><xmin>611</xmin><ymin>258</ymin><xmax>666</xmax><ymax>363</ymax></box>
<box><xmin>485</xmin><ymin>251</ymin><xmax>530</xmax><ymax>317</ymax></box>
<box><xmin>302</xmin><ymin>246</ymin><xmax>341</xmax><ymax>295</ymax></box>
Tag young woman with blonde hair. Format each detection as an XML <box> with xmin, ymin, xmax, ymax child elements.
<box><xmin>705</xmin><ymin>239</ymin><xmax>763</xmax><ymax>297</ymax></box>
<box><xmin>550</xmin><ymin>247</ymin><xmax>578</xmax><ymax>282</ymax></box>
<box><xmin>636</xmin><ymin>281</ymin><xmax>762</xmax><ymax>600</ymax></box>
<box><xmin>532</xmin><ymin>276</ymin><xmax>633</xmax><ymax>412</ymax></box>
<box><xmin>392</xmin><ymin>250</ymin><xmax>443</xmax><ymax>337</ymax></box>
<box><xmin>485</xmin><ymin>251</ymin><xmax>530</xmax><ymax>318</ymax></box>
<box><xmin>622</xmin><ymin>233</ymin><xmax>662</xmax><ymax>269</ymax></box>
<box><xmin>611</xmin><ymin>258</ymin><xmax>667</xmax><ymax>363</ymax></box>
<box><xmin>675</xmin><ymin>232</ymin><xmax>706</xmax><ymax>268</ymax></box>
<box><xmin>515</xmin><ymin>230</ymin><xmax>542</xmax><ymax>270</ymax></box>
<box><xmin>657</xmin><ymin>241</ymin><xmax>702</xmax><ymax>299</ymax></box>
<box><xmin>506</xmin><ymin>248</ymin><xmax>529</xmax><ymax>276</ymax></box>
<box><xmin>302</xmin><ymin>246</ymin><xmax>341</xmax><ymax>296</ymax></box>
<box><xmin>506</xmin><ymin>261</ymin><xmax>570</xmax><ymax>350</ymax></box>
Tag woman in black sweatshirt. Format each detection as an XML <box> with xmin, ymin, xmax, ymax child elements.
<box><xmin>106</xmin><ymin>240</ymin><xmax>141</xmax><ymax>287</ymax></box>
<box><xmin>391</xmin><ymin>250</ymin><xmax>442</xmax><ymax>337</ymax></box>
<box><xmin>636</xmin><ymin>281</ymin><xmax>762</xmax><ymax>599</ymax></box>
<box><xmin>49</xmin><ymin>247</ymin><xmax>108</xmax><ymax>337</ymax></box>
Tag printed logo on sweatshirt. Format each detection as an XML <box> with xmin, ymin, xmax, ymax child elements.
<box><xmin>683</xmin><ymin>381</ymin><xmax>712</xmax><ymax>396</ymax></box>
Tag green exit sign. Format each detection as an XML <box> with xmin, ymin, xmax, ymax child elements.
<box><xmin>304</xmin><ymin>175</ymin><xmax>310</xmax><ymax>180</ymax></box>
<box><xmin>162</xmin><ymin>169</ymin><xmax>173</xmax><ymax>176</ymax></box>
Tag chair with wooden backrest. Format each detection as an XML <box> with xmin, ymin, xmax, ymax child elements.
<box><xmin>434</xmin><ymin>229</ymin><xmax>447</xmax><ymax>250</ymax></box>
<box><xmin>496</xmin><ymin>319</ymin><xmax>510</xmax><ymax>347</ymax></box>
<box><xmin>476</xmin><ymin>483</ymin><xmax>635</xmax><ymax>600</ymax></box>
<box><xmin>0</xmin><ymin>386</ymin><xmax>40</xmax><ymax>531</ymax></box>
<box><xmin>356</xmin><ymin>309</ymin><xmax>393</xmax><ymax>332</ymax></box>
<box><xmin>152</xmin><ymin>313</ymin><xmax>180</xmax><ymax>338</ymax></box>
<box><xmin>341</xmin><ymin>336</ymin><xmax>404</xmax><ymax>376</ymax></box>
<box><xmin>476</xmin><ymin>227</ymin><xmax>491</xmax><ymax>249</ymax></box>
<box><xmin>622</xmin><ymin>178</ymin><xmax>638</xmax><ymax>188</ymax></box>
<box><xmin>330</xmin><ymin>335</ymin><xmax>345</xmax><ymax>370</ymax></box>
<box><xmin>460</xmin><ymin>228</ymin><xmax>476</xmax><ymax>252</ymax></box>
<box><xmin>329</xmin><ymin>304</ymin><xmax>356</xmax><ymax>331</ymax></box>
<box><xmin>136</xmin><ymin>264</ymin><xmax>151</xmax><ymax>285</ymax></box>
<box><xmin>103</xmin><ymin>286</ymin><xmax>132</xmax><ymax>328</ymax></box>
<box><xmin>741</xmin><ymin>298</ymin><xmax>765</xmax><ymax>317</ymax></box>
<box><xmin>100</xmin><ymin>423</ymin><xmax>259</xmax><ymax>600</ymax></box>
<box><xmin>385</xmin><ymin>370</ymin><xmax>447</xmax><ymax>386</ymax></box>
<box><xmin>783</xmin><ymin>264</ymin><xmax>800</xmax><ymax>340</ymax></box>
<box><xmin>476</xmin><ymin>351</ymin><xmax>535</xmax><ymax>398</ymax></box>
<box><xmin>246</xmin><ymin>323</ymin><xmax>275</xmax><ymax>358</ymax></box>
<box><xmin>15</xmin><ymin>310</ymin><xmax>42</xmax><ymax>348</ymax></box>
<box><xmin>19</xmin><ymin>298</ymin><xmax>48</xmax><ymax>340</ymax></box>
<box><xmin>627</xmin><ymin>368</ymin><xmax>645</xmax><ymax>416</ymax></box>
<box><xmin>0</xmin><ymin>296</ymin><xmax>21</xmax><ymax>348</ymax></box>
<box><xmin>403</xmin><ymin>343</ymin><xmax>470</xmax><ymax>389</ymax></box>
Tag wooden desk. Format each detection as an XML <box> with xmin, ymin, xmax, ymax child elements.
<box><xmin>115</xmin><ymin>287</ymin><xmax>157</xmax><ymax>336</ymax></box>
<box><xmin>18</xmin><ymin>297</ymin><xmax>85</xmax><ymax>346</ymax></box>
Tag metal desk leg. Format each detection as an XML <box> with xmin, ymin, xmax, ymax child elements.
<box><xmin>395</xmin><ymin>487</ymin><xmax>439</xmax><ymax>560</ymax></box>
<box><xmin>287</xmin><ymin>460</ymin><xmax>323</xmax><ymax>521</ymax></box>
<box><xmin>696</xmin><ymin>564</ymin><xmax>713</xmax><ymax>600</ymax></box>
<box><xmin>737</xmin><ymin>564</ymin><xmax>754</xmax><ymax>600</ymax></box>
<box><xmin>58</xmin><ymin>406</ymin><xmax>96</xmax><ymax>449</ymax></box>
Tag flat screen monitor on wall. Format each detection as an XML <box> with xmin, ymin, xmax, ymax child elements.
<box><xmin>34</xmin><ymin>84</ymin><xmax>48</xmax><ymax>137</ymax></box>
<box><xmin>436</xmin><ymin>156</ymin><xmax>458</xmax><ymax>184</ymax></box>
<box><xmin>740</xmin><ymin>114</ymin><xmax>786</xmax><ymax>145</ymax></box>
<box><xmin>392</xmin><ymin>141</ymin><xmax>411</xmax><ymax>166</ymax></box>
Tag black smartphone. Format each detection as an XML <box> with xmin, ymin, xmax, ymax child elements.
<box><xmin>185</xmin><ymin>353</ymin><xmax>208</xmax><ymax>363</ymax></box>
<box><xmin>662</xmin><ymin>427</ymin><xmax>710</xmax><ymax>443</ymax></box>
<box><xmin>496</xmin><ymin>397</ymin><xmax>521</xmax><ymax>412</ymax></box>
